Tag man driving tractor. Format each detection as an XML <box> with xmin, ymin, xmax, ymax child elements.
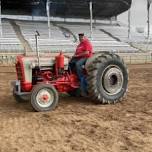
<box><xmin>69</xmin><ymin>33</ymin><xmax>93</xmax><ymax>96</ymax></box>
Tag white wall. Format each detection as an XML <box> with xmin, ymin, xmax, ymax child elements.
<box><xmin>118</xmin><ymin>0</ymin><xmax>152</xmax><ymax>33</ymax></box>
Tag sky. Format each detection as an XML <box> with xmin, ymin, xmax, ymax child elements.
<box><xmin>118</xmin><ymin>0</ymin><xmax>152</xmax><ymax>33</ymax></box>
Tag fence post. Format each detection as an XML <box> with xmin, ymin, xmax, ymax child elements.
<box><xmin>0</xmin><ymin>0</ymin><xmax>2</xmax><ymax>37</ymax></box>
<box><xmin>128</xmin><ymin>9</ymin><xmax>131</xmax><ymax>39</ymax></box>
<box><xmin>46</xmin><ymin>0</ymin><xmax>51</xmax><ymax>39</ymax></box>
<box><xmin>89</xmin><ymin>1</ymin><xmax>93</xmax><ymax>40</ymax></box>
<box><xmin>145</xmin><ymin>55</ymin><xmax>146</xmax><ymax>63</ymax></box>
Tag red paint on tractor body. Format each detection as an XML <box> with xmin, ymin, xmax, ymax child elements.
<box><xmin>55</xmin><ymin>52</ymin><xmax>64</xmax><ymax>69</ymax></box>
<box><xmin>16</xmin><ymin>56</ymin><xmax>33</xmax><ymax>92</ymax></box>
<box><xmin>15</xmin><ymin>53</ymin><xmax>80</xmax><ymax>93</ymax></box>
<box><xmin>51</xmin><ymin>73</ymin><xmax>79</xmax><ymax>93</ymax></box>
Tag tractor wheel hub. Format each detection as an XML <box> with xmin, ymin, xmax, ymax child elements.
<box><xmin>36</xmin><ymin>89</ymin><xmax>54</xmax><ymax>108</ymax></box>
<box><xmin>102</xmin><ymin>66</ymin><xmax>124</xmax><ymax>95</ymax></box>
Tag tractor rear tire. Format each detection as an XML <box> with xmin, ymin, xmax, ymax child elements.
<box><xmin>87</xmin><ymin>53</ymin><xmax>128</xmax><ymax>104</ymax></box>
<box><xmin>31</xmin><ymin>84</ymin><xmax>59</xmax><ymax>112</ymax></box>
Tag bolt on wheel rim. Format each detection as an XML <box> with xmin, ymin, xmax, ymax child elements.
<box><xmin>36</xmin><ymin>89</ymin><xmax>54</xmax><ymax>108</ymax></box>
<box><xmin>101</xmin><ymin>65</ymin><xmax>124</xmax><ymax>95</ymax></box>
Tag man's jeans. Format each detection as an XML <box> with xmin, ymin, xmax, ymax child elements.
<box><xmin>69</xmin><ymin>58</ymin><xmax>88</xmax><ymax>94</ymax></box>
<box><xmin>69</xmin><ymin>57</ymin><xmax>86</xmax><ymax>79</ymax></box>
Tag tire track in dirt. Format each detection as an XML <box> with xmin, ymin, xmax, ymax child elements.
<box><xmin>0</xmin><ymin>65</ymin><xmax>152</xmax><ymax>151</ymax></box>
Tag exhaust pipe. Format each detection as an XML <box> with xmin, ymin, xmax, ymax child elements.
<box><xmin>35</xmin><ymin>30</ymin><xmax>40</xmax><ymax>67</ymax></box>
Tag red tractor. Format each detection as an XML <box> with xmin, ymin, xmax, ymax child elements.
<box><xmin>12</xmin><ymin>31</ymin><xmax>128</xmax><ymax>112</ymax></box>
<box><xmin>12</xmin><ymin>51</ymin><xmax>128</xmax><ymax>112</ymax></box>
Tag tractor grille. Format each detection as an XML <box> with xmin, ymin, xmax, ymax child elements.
<box><xmin>16</xmin><ymin>62</ymin><xmax>23</xmax><ymax>81</ymax></box>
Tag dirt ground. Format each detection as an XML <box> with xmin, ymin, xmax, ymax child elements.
<box><xmin>0</xmin><ymin>64</ymin><xmax>152</xmax><ymax>152</ymax></box>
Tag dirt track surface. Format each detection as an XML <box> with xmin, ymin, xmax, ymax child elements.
<box><xmin>0</xmin><ymin>64</ymin><xmax>152</xmax><ymax>152</ymax></box>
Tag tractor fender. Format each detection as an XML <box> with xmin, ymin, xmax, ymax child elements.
<box><xmin>85</xmin><ymin>52</ymin><xmax>109</xmax><ymax>70</ymax></box>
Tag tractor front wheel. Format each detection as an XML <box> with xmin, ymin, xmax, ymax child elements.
<box><xmin>31</xmin><ymin>84</ymin><xmax>59</xmax><ymax>112</ymax></box>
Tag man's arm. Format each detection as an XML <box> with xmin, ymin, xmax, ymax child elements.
<box><xmin>74</xmin><ymin>50</ymin><xmax>89</xmax><ymax>58</ymax></box>
<box><xmin>64</xmin><ymin>54</ymin><xmax>72</xmax><ymax>59</ymax></box>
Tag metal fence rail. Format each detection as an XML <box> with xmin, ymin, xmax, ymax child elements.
<box><xmin>118</xmin><ymin>53</ymin><xmax>152</xmax><ymax>64</ymax></box>
<box><xmin>0</xmin><ymin>52</ymin><xmax>151</xmax><ymax>66</ymax></box>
